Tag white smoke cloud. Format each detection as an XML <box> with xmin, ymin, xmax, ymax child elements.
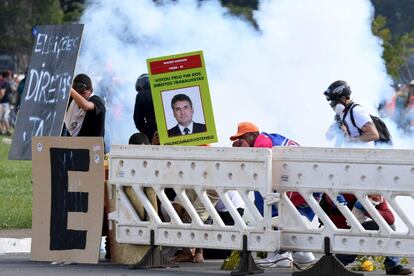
<box><xmin>77</xmin><ymin>0</ymin><xmax>409</xmax><ymax>148</ymax></box>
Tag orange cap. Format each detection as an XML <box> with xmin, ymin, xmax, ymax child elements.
<box><xmin>230</xmin><ymin>122</ymin><xmax>259</xmax><ymax>141</ymax></box>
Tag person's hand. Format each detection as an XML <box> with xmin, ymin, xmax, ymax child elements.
<box><xmin>70</xmin><ymin>87</ymin><xmax>78</xmax><ymax>97</ymax></box>
<box><xmin>336</xmin><ymin>194</ymin><xmax>347</xmax><ymax>205</ymax></box>
<box><xmin>368</xmin><ymin>194</ymin><xmax>383</xmax><ymax>205</ymax></box>
<box><xmin>340</xmin><ymin>124</ymin><xmax>349</xmax><ymax>136</ymax></box>
<box><xmin>152</xmin><ymin>131</ymin><xmax>160</xmax><ymax>145</ymax></box>
<box><xmin>232</xmin><ymin>139</ymin><xmax>250</xmax><ymax>147</ymax></box>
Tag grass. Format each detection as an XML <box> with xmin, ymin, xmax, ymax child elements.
<box><xmin>0</xmin><ymin>134</ymin><xmax>32</xmax><ymax>229</ymax></box>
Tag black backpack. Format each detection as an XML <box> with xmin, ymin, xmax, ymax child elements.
<box><xmin>345</xmin><ymin>103</ymin><xmax>392</xmax><ymax>146</ymax></box>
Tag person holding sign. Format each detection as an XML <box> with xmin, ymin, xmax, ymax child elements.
<box><xmin>133</xmin><ymin>73</ymin><xmax>157</xmax><ymax>142</ymax></box>
<box><xmin>64</xmin><ymin>74</ymin><xmax>105</xmax><ymax>137</ymax></box>
<box><xmin>167</xmin><ymin>94</ymin><xmax>206</xmax><ymax>137</ymax></box>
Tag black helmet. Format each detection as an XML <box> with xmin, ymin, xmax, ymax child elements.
<box><xmin>135</xmin><ymin>73</ymin><xmax>149</xmax><ymax>92</ymax></box>
<box><xmin>324</xmin><ymin>80</ymin><xmax>351</xmax><ymax>101</ymax></box>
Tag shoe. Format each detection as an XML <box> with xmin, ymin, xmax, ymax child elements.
<box><xmin>386</xmin><ymin>265</ymin><xmax>412</xmax><ymax>275</ymax></box>
<box><xmin>292</xmin><ymin>251</ymin><xmax>316</xmax><ymax>264</ymax></box>
<box><xmin>170</xmin><ymin>249</ymin><xmax>194</xmax><ymax>263</ymax></box>
<box><xmin>256</xmin><ymin>252</ymin><xmax>292</xmax><ymax>268</ymax></box>
<box><xmin>193</xmin><ymin>248</ymin><xmax>204</xmax><ymax>263</ymax></box>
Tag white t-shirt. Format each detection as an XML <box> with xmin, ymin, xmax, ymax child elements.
<box><xmin>215</xmin><ymin>190</ymin><xmax>245</xmax><ymax>212</ymax></box>
<box><xmin>342</xmin><ymin>104</ymin><xmax>375</xmax><ymax>148</ymax></box>
<box><xmin>64</xmin><ymin>99</ymin><xmax>86</xmax><ymax>136</ymax></box>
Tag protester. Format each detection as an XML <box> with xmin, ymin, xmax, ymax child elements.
<box><xmin>323</xmin><ymin>80</ymin><xmax>412</xmax><ymax>275</ymax></box>
<box><xmin>16</xmin><ymin>70</ymin><xmax>26</xmax><ymax>111</ymax></box>
<box><xmin>168</xmin><ymin>94</ymin><xmax>206</xmax><ymax>137</ymax></box>
<box><xmin>64</xmin><ymin>73</ymin><xmax>105</xmax><ymax>138</ymax></box>
<box><xmin>0</xmin><ymin>70</ymin><xmax>13</xmax><ymax>135</ymax></box>
<box><xmin>323</xmin><ymin>80</ymin><xmax>379</xmax><ymax>147</ymax></box>
<box><xmin>400</xmin><ymin>80</ymin><xmax>414</xmax><ymax>133</ymax></box>
<box><xmin>133</xmin><ymin>73</ymin><xmax>157</xmax><ymax>142</ymax></box>
<box><xmin>127</xmin><ymin>132</ymin><xmax>158</xmax><ymax>219</ymax></box>
<box><xmin>128</xmin><ymin>132</ymin><xmax>150</xmax><ymax>145</ymax></box>
<box><xmin>168</xmin><ymin>188</ymin><xmax>218</xmax><ymax>263</ymax></box>
<box><xmin>230</xmin><ymin>122</ymin><xmax>316</xmax><ymax>267</ymax></box>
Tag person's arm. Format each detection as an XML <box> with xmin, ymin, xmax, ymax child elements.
<box><xmin>70</xmin><ymin>88</ymin><xmax>95</xmax><ymax>111</ymax></box>
<box><xmin>375</xmin><ymin>200</ymin><xmax>395</xmax><ymax>225</ymax></box>
<box><xmin>134</xmin><ymin>93</ymin><xmax>145</xmax><ymax>131</ymax></box>
<box><xmin>348</xmin><ymin>122</ymin><xmax>379</xmax><ymax>142</ymax></box>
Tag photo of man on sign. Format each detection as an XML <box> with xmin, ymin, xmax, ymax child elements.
<box><xmin>162</xmin><ymin>86</ymin><xmax>206</xmax><ymax>137</ymax></box>
<box><xmin>147</xmin><ymin>50</ymin><xmax>217</xmax><ymax>146</ymax></box>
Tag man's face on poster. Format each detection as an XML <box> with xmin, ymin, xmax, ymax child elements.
<box><xmin>173</xmin><ymin>100</ymin><xmax>194</xmax><ymax>127</ymax></box>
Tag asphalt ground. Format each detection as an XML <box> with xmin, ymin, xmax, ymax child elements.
<box><xmin>1</xmin><ymin>251</ymin><xmax>412</xmax><ymax>276</ymax></box>
<box><xmin>0</xmin><ymin>230</ymin><xmax>412</xmax><ymax>276</ymax></box>
<box><xmin>0</xmin><ymin>253</ymin><xmax>295</xmax><ymax>276</ymax></box>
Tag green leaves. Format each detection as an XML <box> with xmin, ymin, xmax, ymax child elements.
<box><xmin>372</xmin><ymin>15</ymin><xmax>414</xmax><ymax>79</ymax></box>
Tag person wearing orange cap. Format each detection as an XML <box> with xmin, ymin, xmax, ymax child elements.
<box><xmin>230</xmin><ymin>122</ymin><xmax>316</xmax><ymax>267</ymax></box>
<box><xmin>229</xmin><ymin>122</ymin><xmax>262</xmax><ymax>146</ymax></box>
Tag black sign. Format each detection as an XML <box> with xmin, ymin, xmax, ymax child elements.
<box><xmin>50</xmin><ymin>148</ymin><xmax>89</xmax><ymax>250</ymax></box>
<box><xmin>9</xmin><ymin>24</ymin><xmax>84</xmax><ymax>160</ymax></box>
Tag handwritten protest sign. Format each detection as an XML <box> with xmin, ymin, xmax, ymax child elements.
<box><xmin>147</xmin><ymin>51</ymin><xmax>217</xmax><ymax>146</ymax></box>
<box><xmin>9</xmin><ymin>24</ymin><xmax>84</xmax><ymax>160</ymax></box>
<box><xmin>31</xmin><ymin>136</ymin><xmax>104</xmax><ymax>264</ymax></box>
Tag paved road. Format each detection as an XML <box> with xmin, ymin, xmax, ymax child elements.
<box><xmin>0</xmin><ymin>230</ymin><xmax>410</xmax><ymax>275</ymax></box>
<box><xmin>0</xmin><ymin>253</ymin><xmax>297</xmax><ymax>276</ymax></box>
<box><xmin>2</xmin><ymin>252</ymin><xmax>408</xmax><ymax>276</ymax></box>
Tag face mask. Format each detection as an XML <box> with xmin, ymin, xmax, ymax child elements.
<box><xmin>334</xmin><ymin>103</ymin><xmax>345</xmax><ymax>115</ymax></box>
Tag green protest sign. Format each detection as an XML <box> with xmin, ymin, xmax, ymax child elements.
<box><xmin>147</xmin><ymin>51</ymin><xmax>217</xmax><ymax>146</ymax></box>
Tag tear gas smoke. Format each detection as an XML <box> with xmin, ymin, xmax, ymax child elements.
<box><xmin>77</xmin><ymin>0</ymin><xmax>411</xmax><ymax>149</ymax></box>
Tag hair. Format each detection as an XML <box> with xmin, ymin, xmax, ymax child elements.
<box><xmin>2</xmin><ymin>70</ymin><xmax>11</xmax><ymax>78</ymax></box>
<box><xmin>128</xmin><ymin>132</ymin><xmax>150</xmax><ymax>145</ymax></box>
<box><xmin>74</xmin><ymin>73</ymin><xmax>93</xmax><ymax>90</ymax></box>
<box><xmin>135</xmin><ymin>73</ymin><xmax>149</xmax><ymax>93</ymax></box>
<box><xmin>171</xmin><ymin>93</ymin><xmax>192</xmax><ymax>109</ymax></box>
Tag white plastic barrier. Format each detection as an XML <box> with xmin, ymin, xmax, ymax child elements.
<box><xmin>273</xmin><ymin>147</ymin><xmax>414</xmax><ymax>257</ymax></box>
<box><xmin>108</xmin><ymin>145</ymin><xmax>278</xmax><ymax>252</ymax></box>
<box><xmin>109</xmin><ymin>145</ymin><xmax>414</xmax><ymax>259</ymax></box>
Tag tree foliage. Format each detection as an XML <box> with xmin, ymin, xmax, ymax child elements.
<box><xmin>371</xmin><ymin>0</ymin><xmax>414</xmax><ymax>38</ymax></box>
<box><xmin>0</xmin><ymin>0</ymin><xmax>64</xmax><ymax>71</ymax></box>
<box><xmin>60</xmin><ymin>0</ymin><xmax>85</xmax><ymax>22</ymax></box>
<box><xmin>372</xmin><ymin>15</ymin><xmax>414</xmax><ymax>81</ymax></box>
<box><xmin>222</xmin><ymin>3</ymin><xmax>256</xmax><ymax>26</ymax></box>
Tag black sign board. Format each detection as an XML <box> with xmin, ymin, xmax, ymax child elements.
<box><xmin>9</xmin><ymin>24</ymin><xmax>84</xmax><ymax>160</ymax></box>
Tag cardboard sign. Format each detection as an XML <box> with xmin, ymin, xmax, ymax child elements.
<box><xmin>31</xmin><ymin>137</ymin><xmax>104</xmax><ymax>264</ymax></box>
<box><xmin>9</xmin><ymin>24</ymin><xmax>84</xmax><ymax>160</ymax></box>
<box><xmin>147</xmin><ymin>51</ymin><xmax>217</xmax><ymax>146</ymax></box>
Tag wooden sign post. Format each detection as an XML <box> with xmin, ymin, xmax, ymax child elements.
<box><xmin>9</xmin><ymin>24</ymin><xmax>84</xmax><ymax>160</ymax></box>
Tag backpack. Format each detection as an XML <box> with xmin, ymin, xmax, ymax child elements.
<box><xmin>345</xmin><ymin>103</ymin><xmax>392</xmax><ymax>146</ymax></box>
